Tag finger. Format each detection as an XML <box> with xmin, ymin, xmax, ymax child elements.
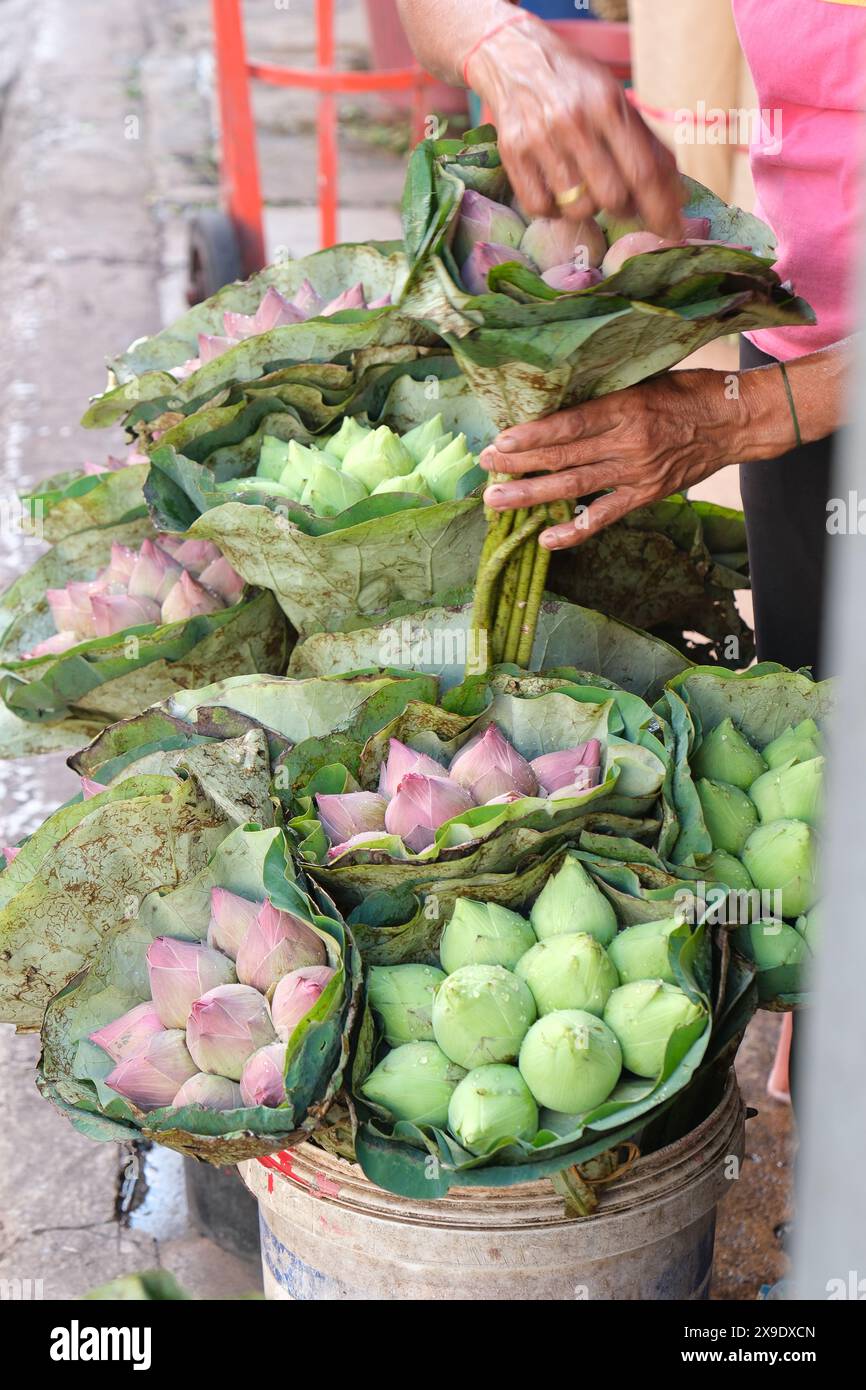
<box><xmin>481</xmin><ymin>436</ymin><xmax>617</xmax><ymax>478</ymax></box>
<box><xmin>540</xmin><ymin>488</ymin><xmax>639</xmax><ymax>550</ymax></box>
<box><xmin>602</xmin><ymin>100</ymin><xmax>684</xmax><ymax>239</ymax></box>
<box><xmin>484</xmin><ymin>462</ymin><xmax>618</xmax><ymax>509</ymax></box>
<box><xmin>554</xmin><ymin>114</ymin><xmax>633</xmax><ymax>219</ymax></box>
<box><xmin>502</xmin><ymin>141</ymin><xmax>557</xmax><ymax>218</ymax></box>
<box><xmin>534</xmin><ymin>138</ymin><xmax>598</xmax><ymax>223</ymax></box>
<box><xmin>494</xmin><ymin>398</ymin><xmax>619</xmax><ymax>455</ymax></box>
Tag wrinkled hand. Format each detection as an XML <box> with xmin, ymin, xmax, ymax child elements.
<box><xmin>480</xmin><ymin>371</ymin><xmax>753</xmax><ymax>551</ymax></box>
<box><xmin>470</xmin><ymin>20</ymin><xmax>683</xmax><ymax>236</ymax></box>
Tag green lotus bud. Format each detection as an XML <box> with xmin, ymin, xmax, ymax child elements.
<box><xmin>530</xmin><ymin>854</ymin><xmax>617</xmax><ymax>946</ymax></box>
<box><xmin>342</xmin><ymin>426</ymin><xmax>413</xmax><ymax>491</ymax></box>
<box><xmin>323</xmin><ymin>415</ymin><xmax>370</xmax><ymax>462</ymax></box>
<box><xmin>417</xmin><ymin>433</ymin><xmax>477</xmax><ymax>502</ymax></box>
<box><xmin>749</xmin><ymin>756</ymin><xmax>824</xmax><ymax>828</ymax></box>
<box><xmin>763</xmin><ymin>718</ymin><xmax>821</xmax><ymax>770</ymax></box>
<box><xmin>797</xmin><ymin>903</ymin><xmax>820</xmax><ymax>954</ymax></box>
<box><xmin>734</xmin><ymin>919</ymin><xmax>810</xmax><ymax>972</ymax></box>
<box><xmin>257</xmin><ymin>434</ymin><xmax>290</xmax><ymax>482</ymax></box>
<box><xmin>607</xmin><ymin>741</ymin><xmax>665</xmax><ymax>797</ymax></box>
<box><xmin>279</xmin><ymin>439</ymin><xmax>343</xmax><ymax>499</ymax></box>
<box><xmin>367</xmin><ymin>963</ymin><xmax>446</xmax><ymax>1046</ymax></box>
<box><xmin>299</xmin><ymin>460</ymin><xmax>368</xmax><ymax>516</ymax></box>
<box><xmin>701</xmin><ymin>850</ymin><xmax>755</xmax><ymax>893</ymax></box>
<box><xmin>515</xmin><ymin>933</ymin><xmax>618</xmax><ymax>1016</ymax></box>
<box><xmin>741</xmin><ymin>818</ymin><xmax>818</xmax><ymax>918</ymax></box>
<box><xmin>432</xmin><ymin>964</ymin><xmax>536</xmax><ymax>1069</ymax></box>
<box><xmin>361</xmin><ymin>1042</ymin><xmax>466</xmax><ymax>1127</ymax></box>
<box><xmin>518</xmin><ymin>1010</ymin><xmax>622</xmax><ymax>1112</ymax></box>
<box><xmin>371</xmin><ymin>468</ymin><xmax>435</xmax><ymax>498</ymax></box>
<box><xmin>696</xmin><ymin>777</ymin><xmax>758</xmax><ymax>854</ymax></box>
<box><xmin>439</xmin><ymin>899</ymin><xmax>537</xmax><ymax>974</ymax></box>
<box><xmin>401</xmin><ymin>414</ymin><xmax>448</xmax><ymax>466</ymax></box>
<box><xmin>691</xmin><ymin>717</ymin><xmax>766</xmax><ymax>790</ymax></box>
<box><xmin>448</xmin><ymin>1064</ymin><xmax>538</xmax><ymax>1154</ymax></box>
<box><xmin>607</xmin><ymin>917</ymin><xmax>682</xmax><ymax>986</ymax></box>
<box><xmin>603</xmin><ymin>981</ymin><xmax>707</xmax><ymax>1079</ymax></box>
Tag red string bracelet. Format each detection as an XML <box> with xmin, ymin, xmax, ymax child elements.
<box><xmin>462</xmin><ymin>9</ymin><xmax>532</xmax><ymax>87</ymax></box>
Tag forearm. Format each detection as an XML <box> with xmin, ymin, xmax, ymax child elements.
<box><xmin>740</xmin><ymin>338</ymin><xmax>858</xmax><ymax>459</ymax></box>
<box><xmin>396</xmin><ymin>0</ymin><xmax>526</xmax><ymax>87</ymax></box>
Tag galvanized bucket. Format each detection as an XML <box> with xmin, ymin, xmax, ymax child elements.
<box><xmin>240</xmin><ymin>1074</ymin><xmax>744</xmax><ymax>1300</ymax></box>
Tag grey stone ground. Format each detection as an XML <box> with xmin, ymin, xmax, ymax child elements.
<box><xmin>0</xmin><ymin>0</ymin><xmax>791</xmax><ymax>1300</ymax></box>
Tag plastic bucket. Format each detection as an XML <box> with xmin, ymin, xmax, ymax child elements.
<box><xmin>240</xmin><ymin>1073</ymin><xmax>744</xmax><ymax>1301</ymax></box>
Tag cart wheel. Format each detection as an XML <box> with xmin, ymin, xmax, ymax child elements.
<box><xmin>186</xmin><ymin>210</ymin><xmax>244</xmax><ymax>304</ymax></box>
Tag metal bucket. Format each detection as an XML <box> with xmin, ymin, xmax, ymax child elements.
<box><xmin>240</xmin><ymin>1074</ymin><xmax>744</xmax><ymax>1300</ymax></box>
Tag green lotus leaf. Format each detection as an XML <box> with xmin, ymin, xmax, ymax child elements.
<box><xmin>21</xmin><ymin>464</ymin><xmax>149</xmax><ymax>543</ymax></box>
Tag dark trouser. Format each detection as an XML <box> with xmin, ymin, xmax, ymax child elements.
<box><xmin>739</xmin><ymin>339</ymin><xmax>835</xmax><ymax>676</ymax></box>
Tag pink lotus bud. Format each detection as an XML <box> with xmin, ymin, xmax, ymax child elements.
<box><xmin>485</xmin><ymin>791</ymin><xmax>523</xmax><ymax>805</ymax></box>
<box><xmin>520</xmin><ymin>216</ymin><xmax>606</xmax><ymax>271</ymax></box>
<box><xmin>453</xmin><ymin>189</ymin><xmax>526</xmax><ymax>264</ymax></box>
<box><xmin>172</xmin><ymin>356</ymin><xmax>201</xmax><ymax>380</ymax></box>
<box><xmin>207</xmin><ymin>887</ymin><xmax>261</xmax><ymax>960</ymax></box>
<box><xmin>541</xmin><ymin>264</ymin><xmax>603</xmax><ymax>292</ymax></box>
<box><xmin>89</xmin><ymin>1000</ymin><xmax>165</xmax><ymax>1062</ymax></box>
<box><xmin>236</xmin><ymin>901</ymin><xmax>327</xmax><ymax>996</ymax></box>
<box><xmin>291</xmin><ymin>278</ymin><xmax>324</xmax><ymax>318</ymax></box>
<box><xmin>326</xmin><ymin>831</ymin><xmax>391</xmax><ymax>862</ymax></box>
<box><xmin>161</xmin><ymin>570</ymin><xmax>223</xmax><ymax>624</ymax></box>
<box><xmin>223</xmin><ymin>286</ymin><xmax>303</xmax><ymax>339</ymax></box>
<box><xmin>197</xmin><ymin>332</ymin><xmax>239</xmax><ymax>363</ymax></box>
<box><xmin>159</xmin><ymin>537</ymin><xmax>221</xmax><ymax>575</ymax></box>
<box><xmin>127</xmin><ymin>538</ymin><xmax>183</xmax><ymax>602</ymax></box>
<box><xmin>47</xmin><ymin>588</ymin><xmax>83</xmax><ymax>634</ymax></box>
<box><xmin>548</xmin><ymin>775</ymin><xmax>601</xmax><ymax>799</ymax></box>
<box><xmin>531</xmin><ymin>739</ymin><xmax>602</xmax><ymax>793</ymax></box>
<box><xmin>383</xmin><ymin>772</ymin><xmax>475</xmax><ymax>853</ymax></box>
<box><xmin>91</xmin><ymin>592</ymin><xmax>161</xmax><ymax>636</ymax></box>
<box><xmin>682</xmin><ymin>216</ymin><xmax>711</xmax><ymax>239</ymax></box>
<box><xmin>271</xmin><ymin>966</ymin><xmax>336</xmax><ymax>1041</ymax></box>
<box><xmin>368</xmin><ymin>293</ymin><xmax>392</xmax><ymax>308</ymax></box>
<box><xmin>378</xmin><ymin>737</ymin><xmax>445</xmax><ymax>799</ymax></box>
<box><xmin>601</xmin><ymin>232</ymin><xmax>668</xmax><ymax>277</ymax></box>
<box><xmin>105</xmin><ymin>542</ymin><xmax>138</xmax><ymax>584</ymax></box>
<box><xmin>315</xmin><ymin>791</ymin><xmax>387</xmax><ymax>848</ymax></box>
<box><xmin>105</xmin><ymin>1029</ymin><xmax>197</xmax><ymax>1111</ymax></box>
<box><xmin>22</xmin><ymin>631</ymin><xmax>78</xmax><ymax>659</ymax></box>
<box><xmin>197</xmin><ymin>555</ymin><xmax>245</xmax><ymax>606</ymax></box>
<box><xmin>449</xmin><ymin>725</ymin><xmax>538</xmax><ymax>802</ymax></box>
<box><xmin>172</xmin><ymin>1072</ymin><xmax>243</xmax><ymax>1111</ymax></box>
<box><xmin>460</xmin><ymin>242</ymin><xmax>536</xmax><ymax>295</ymax></box>
<box><xmin>80</xmin><ymin>777</ymin><xmax>104</xmax><ymax>799</ymax></box>
<box><xmin>240</xmin><ymin>1042</ymin><xmax>288</xmax><ymax>1107</ymax></box>
<box><xmin>321</xmin><ymin>282</ymin><xmax>367</xmax><ymax>316</ymax></box>
<box><xmin>2</xmin><ymin>846</ymin><xmax>21</xmax><ymax>865</ymax></box>
<box><xmin>146</xmin><ymin>936</ymin><xmax>236</xmax><ymax>1028</ymax></box>
<box><xmin>186</xmin><ymin>983</ymin><xmax>276</xmax><ymax>1079</ymax></box>
<box><xmin>83</xmin><ymin>459</ymin><xmax>109</xmax><ymax>475</ymax></box>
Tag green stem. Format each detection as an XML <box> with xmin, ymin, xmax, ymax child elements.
<box><xmin>515</xmin><ymin>533</ymin><xmax>552</xmax><ymax>669</ymax></box>
<box><xmin>503</xmin><ymin>526</ymin><xmax>540</xmax><ymax>664</ymax></box>
<box><xmin>491</xmin><ymin>548</ymin><xmax>522</xmax><ymax>663</ymax></box>
<box><xmin>468</xmin><ymin>512</ymin><xmax>545</xmax><ymax>675</ymax></box>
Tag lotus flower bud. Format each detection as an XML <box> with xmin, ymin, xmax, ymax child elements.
<box><xmin>2</xmin><ymin>846</ymin><xmax>21</xmax><ymax>865</ymax></box>
<box><xmin>127</xmin><ymin>539</ymin><xmax>183</xmax><ymax>603</ymax></box>
<box><xmin>439</xmin><ymin>899</ymin><xmax>536</xmax><ymax>974</ymax></box>
<box><xmin>198</xmin><ymin>555</ymin><xmax>246</xmax><ymax>606</ymax></box>
<box><xmin>691</xmin><ymin>717</ymin><xmax>766</xmax><ymax>790</ymax></box>
<box><xmin>749</xmin><ymin>756</ymin><xmax>824</xmax><ymax>828</ymax></box>
<box><xmin>371</xmin><ymin>468</ymin><xmax>435</xmax><ymax>498</ymax></box>
<box><xmin>315</xmin><ymin>791</ymin><xmax>387</xmax><ymax>847</ymax></box>
<box><xmin>460</xmin><ymin>242</ymin><xmax>536</xmax><ymax>295</ymax></box>
<box><xmin>186</xmin><ymin>983</ymin><xmax>276</xmax><ymax>1079</ymax></box>
<box><xmin>516</xmin><ymin>933</ymin><xmax>619</xmax><ymax>1016</ymax></box>
<box><xmin>79</xmin><ymin>776</ymin><xmax>103</xmax><ymax>799</ymax></box>
<box><xmin>323</xmin><ymin>415</ymin><xmax>371</xmax><ymax>462</ymax></box>
<box><xmin>172</xmin><ymin>1072</ymin><xmax>244</xmax><ymax>1111</ymax></box>
<box><xmin>448</xmin><ymin>1064</ymin><xmax>538</xmax><ymax>1155</ymax></box>
<box><xmin>378</xmin><ymin>738</ymin><xmax>445</xmax><ymax>798</ymax></box>
<box><xmin>198</xmin><ymin>332</ymin><xmax>238</xmax><ymax>363</ymax></box>
<box><xmin>105</xmin><ymin>1029</ymin><xmax>197</xmax><ymax>1110</ymax></box>
<box><xmin>278</xmin><ymin>439</ymin><xmax>322</xmax><ymax>498</ymax></box>
<box><xmin>531</xmin><ymin>739</ymin><xmax>602</xmax><ymax>794</ymax></box>
<box><xmin>321</xmin><ymin>282</ymin><xmax>367</xmax><ymax>316</ymax></box>
<box><xmin>518</xmin><ymin>1010</ymin><xmax>622</xmax><ymax>1112</ymax></box>
<box><xmin>89</xmin><ymin>1001</ymin><xmax>165</xmax><ymax>1062</ymax></box>
<box><xmin>342</xmin><ymin>426</ymin><xmax>413</xmax><ymax>492</ymax></box>
<box><xmin>239</xmin><ymin>1042</ymin><xmax>288</xmax><ymax>1107</ymax></box>
<box><xmin>763</xmin><ymin>718</ymin><xmax>821</xmax><ymax>770</ymax></box>
<box><xmin>367</xmin><ymin>963</ymin><xmax>445</xmax><ymax>1046</ymax></box>
<box><xmin>161</xmin><ymin>537</ymin><xmax>222</xmax><ymax>575</ymax></box>
<box><xmin>682</xmin><ymin>216</ymin><xmax>711</xmax><ymax>239</ymax></box>
<box><xmin>416</xmin><ymin>434</ymin><xmax>477</xmax><ymax>502</ymax></box>
<box><xmin>603</xmin><ymin>981</ymin><xmax>707</xmax><ymax>1079</ymax></box>
<box><xmin>741</xmin><ymin>819</ymin><xmax>818</xmax><ymax>918</ymax></box>
<box><xmin>368</xmin><ymin>292</ymin><xmax>392</xmax><ymax>309</ymax></box>
<box><xmin>291</xmin><ymin>278</ymin><xmax>324</xmax><ymax>319</ymax></box>
<box><xmin>91</xmin><ymin>592</ymin><xmax>161</xmax><ymax>637</ymax></box>
<box><xmin>449</xmin><ymin>725</ymin><xmax>538</xmax><ymax>803</ymax></box>
<box><xmin>702</xmin><ymin>850</ymin><xmax>755</xmax><ymax>892</ymax></box>
<box><xmin>300</xmin><ymin>460</ymin><xmax>369</xmax><ymax>516</ymax></box>
<box><xmin>223</xmin><ymin>286</ymin><xmax>303</xmax><ymax>339</ymax></box>
<box><xmin>452</xmin><ymin>189</ymin><xmax>526</xmax><ymax>265</ymax></box>
<box><xmin>107</xmin><ymin>543</ymin><xmax>138</xmax><ymax>582</ymax></box>
<box><xmin>47</xmin><ymin>587</ymin><xmax>85</xmax><ymax>636</ymax></box>
<box><xmin>530</xmin><ymin>854</ymin><xmax>617</xmax><ymax>946</ymax></box>
<box><xmin>270</xmin><ymin>966</ymin><xmax>336</xmax><ymax>1041</ymax></box>
<box><xmin>361</xmin><ymin>1041</ymin><xmax>465</xmax><ymax>1127</ymax></box>
<box><xmin>601</xmin><ymin>231</ymin><xmax>668</xmax><ymax>277</ymax></box>
<box><xmin>206</xmin><ymin>887</ymin><xmax>260</xmax><ymax>960</ymax></box>
<box><xmin>696</xmin><ymin>778</ymin><xmax>758</xmax><ymax>855</ymax></box>
<box><xmin>432</xmin><ymin>964</ymin><xmax>536</xmax><ymax>1069</ymax></box>
<box><xmin>161</xmin><ymin>570</ymin><xmax>223</xmax><ymax>624</ymax></box>
<box><xmin>400</xmin><ymin>413</ymin><xmax>447</xmax><ymax>466</ymax></box>
<box><xmin>485</xmin><ymin>791</ymin><xmax>523</xmax><ymax>805</ymax></box>
<box><xmin>23</xmin><ymin>631</ymin><xmax>78</xmax><ymax>659</ymax></box>
<box><xmin>236</xmin><ymin>900</ymin><xmax>327</xmax><ymax>996</ymax></box>
<box><xmin>607</xmin><ymin>918</ymin><xmax>683</xmax><ymax>987</ymax></box>
<box><xmin>146</xmin><ymin>936</ymin><xmax>236</xmax><ymax>1028</ymax></box>
<box><xmin>734</xmin><ymin>919</ymin><xmax>810</xmax><ymax>973</ymax></box>
<box><xmin>520</xmin><ymin>216</ymin><xmax>606</xmax><ymax>272</ymax></box>
<box><xmin>384</xmin><ymin>772</ymin><xmax>475</xmax><ymax>853</ymax></box>
<box><xmin>326</xmin><ymin>830</ymin><xmax>392</xmax><ymax>861</ymax></box>
<box><xmin>541</xmin><ymin>264</ymin><xmax>603</xmax><ymax>292</ymax></box>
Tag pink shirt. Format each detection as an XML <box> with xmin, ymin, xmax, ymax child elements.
<box><xmin>732</xmin><ymin>0</ymin><xmax>866</xmax><ymax>360</ymax></box>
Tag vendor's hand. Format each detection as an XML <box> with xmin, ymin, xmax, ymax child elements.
<box><xmin>469</xmin><ymin>18</ymin><xmax>683</xmax><ymax>237</ymax></box>
<box><xmin>480</xmin><ymin>371</ymin><xmax>760</xmax><ymax>551</ymax></box>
